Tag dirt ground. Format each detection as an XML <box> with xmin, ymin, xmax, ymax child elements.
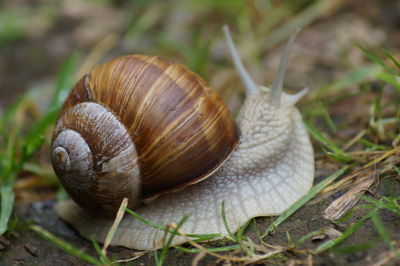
<box><xmin>0</xmin><ymin>175</ymin><xmax>398</xmax><ymax>265</ymax></box>
<box><xmin>0</xmin><ymin>0</ymin><xmax>399</xmax><ymax>265</ymax></box>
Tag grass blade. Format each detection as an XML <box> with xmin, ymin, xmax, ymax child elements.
<box><xmin>175</xmin><ymin>244</ymin><xmax>241</xmax><ymax>253</ymax></box>
<box><xmin>31</xmin><ymin>225</ymin><xmax>102</xmax><ymax>265</ymax></box>
<box><xmin>262</xmin><ymin>166</ymin><xmax>350</xmax><ymax>238</ymax></box>
<box><xmin>236</xmin><ymin>219</ymin><xmax>252</xmax><ymax>242</ymax></box>
<box><xmin>91</xmin><ymin>240</ymin><xmax>110</xmax><ymax>264</ymax></box>
<box><xmin>370</xmin><ymin>210</ymin><xmax>395</xmax><ymax>252</ymax></box>
<box><xmin>0</xmin><ymin>186</ymin><xmax>15</xmax><ymax>234</ymax></box>
<box><xmin>101</xmin><ymin>197</ymin><xmax>128</xmax><ymax>256</ymax></box>
<box><xmin>316</xmin><ymin>213</ymin><xmax>370</xmax><ymax>253</ymax></box>
<box><xmin>383</xmin><ymin>49</ymin><xmax>400</xmax><ymax>69</ymax></box>
<box><xmin>314</xmin><ymin>64</ymin><xmax>381</xmax><ymax>100</ymax></box>
<box><xmin>126</xmin><ymin>208</ymin><xmax>223</xmax><ymax>239</ymax></box>
<box><xmin>50</xmin><ymin>53</ymin><xmax>80</xmax><ymax>109</ymax></box>
<box><xmin>355</xmin><ymin>44</ymin><xmax>397</xmax><ymax>75</ymax></box>
<box><xmin>23</xmin><ymin>53</ymin><xmax>79</xmax><ymax>157</ymax></box>
<box><xmin>305</xmin><ymin>122</ymin><xmax>353</xmax><ymax>162</ymax></box>
<box><xmin>221</xmin><ymin>201</ymin><xmax>235</xmax><ymax>241</ymax></box>
<box><xmin>156</xmin><ymin>216</ymin><xmax>189</xmax><ymax>266</ymax></box>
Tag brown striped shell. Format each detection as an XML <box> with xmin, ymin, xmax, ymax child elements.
<box><xmin>51</xmin><ymin>55</ymin><xmax>239</xmax><ymax>215</ymax></box>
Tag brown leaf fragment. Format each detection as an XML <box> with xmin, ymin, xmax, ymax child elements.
<box><xmin>323</xmin><ymin>175</ymin><xmax>375</xmax><ymax>221</ymax></box>
<box><xmin>311</xmin><ymin>227</ymin><xmax>342</xmax><ymax>241</ymax></box>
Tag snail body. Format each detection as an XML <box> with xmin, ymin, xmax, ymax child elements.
<box><xmin>54</xmin><ymin>27</ymin><xmax>314</xmax><ymax>250</ymax></box>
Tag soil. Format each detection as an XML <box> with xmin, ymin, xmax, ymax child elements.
<box><xmin>0</xmin><ymin>0</ymin><xmax>399</xmax><ymax>265</ymax></box>
<box><xmin>0</xmin><ymin>174</ymin><xmax>398</xmax><ymax>265</ymax></box>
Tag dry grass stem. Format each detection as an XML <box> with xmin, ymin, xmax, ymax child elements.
<box><xmin>363</xmin><ymin>147</ymin><xmax>400</xmax><ymax>169</ymax></box>
<box><xmin>321</xmin><ymin>148</ymin><xmax>399</xmax><ymax>195</ymax></box>
<box><xmin>321</xmin><ymin>167</ymin><xmax>370</xmax><ymax>194</ymax></box>
<box><xmin>101</xmin><ymin>197</ymin><xmax>128</xmax><ymax>257</ymax></box>
<box><xmin>111</xmin><ymin>251</ymin><xmax>147</xmax><ymax>264</ymax></box>
<box><xmin>191</xmin><ymin>251</ymin><xmax>206</xmax><ymax>266</ymax></box>
<box><xmin>323</xmin><ymin>150</ymin><xmax>399</xmax><ymax>221</ymax></box>
<box><xmin>342</xmin><ymin>130</ymin><xmax>366</xmax><ymax>151</ymax></box>
<box><xmin>306</xmin><ymin>254</ymin><xmax>313</xmax><ymax>266</ymax></box>
<box><xmin>167</xmin><ymin>224</ymin><xmax>285</xmax><ymax>264</ymax></box>
<box><xmin>324</xmin><ymin>174</ymin><xmax>376</xmax><ymax>221</ymax></box>
<box><xmin>311</xmin><ymin>227</ymin><xmax>342</xmax><ymax>241</ymax></box>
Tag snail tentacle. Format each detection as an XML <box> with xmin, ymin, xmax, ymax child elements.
<box><xmin>223</xmin><ymin>25</ymin><xmax>258</xmax><ymax>96</ymax></box>
<box><xmin>270</xmin><ymin>27</ymin><xmax>301</xmax><ymax>106</ymax></box>
<box><xmin>285</xmin><ymin>87</ymin><xmax>309</xmax><ymax>104</ymax></box>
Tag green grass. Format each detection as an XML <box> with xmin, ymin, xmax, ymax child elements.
<box><xmin>0</xmin><ymin>186</ymin><xmax>14</xmax><ymax>234</ymax></box>
<box><xmin>316</xmin><ymin>196</ymin><xmax>400</xmax><ymax>255</ymax></box>
<box><xmin>305</xmin><ymin>122</ymin><xmax>354</xmax><ymax>162</ymax></box>
<box><xmin>0</xmin><ymin>54</ymin><xmax>79</xmax><ymax>236</ymax></box>
<box><xmin>0</xmin><ymin>4</ymin><xmax>57</xmax><ymax>47</ymax></box>
<box><xmin>1</xmin><ymin>0</ymin><xmax>400</xmax><ymax>265</ymax></box>
<box><xmin>30</xmin><ymin>225</ymin><xmax>104</xmax><ymax>265</ymax></box>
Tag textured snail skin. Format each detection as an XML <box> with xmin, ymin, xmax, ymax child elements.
<box><xmin>55</xmin><ymin>28</ymin><xmax>314</xmax><ymax>250</ymax></box>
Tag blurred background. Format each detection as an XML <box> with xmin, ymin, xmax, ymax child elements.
<box><xmin>0</xmin><ymin>0</ymin><xmax>399</xmax><ymax>264</ymax></box>
<box><xmin>1</xmin><ymin>0</ymin><xmax>399</xmax><ymax>111</ymax></box>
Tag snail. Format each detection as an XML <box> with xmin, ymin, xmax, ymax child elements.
<box><xmin>53</xmin><ymin>26</ymin><xmax>314</xmax><ymax>250</ymax></box>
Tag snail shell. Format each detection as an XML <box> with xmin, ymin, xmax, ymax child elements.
<box><xmin>51</xmin><ymin>55</ymin><xmax>239</xmax><ymax>215</ymax></box>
